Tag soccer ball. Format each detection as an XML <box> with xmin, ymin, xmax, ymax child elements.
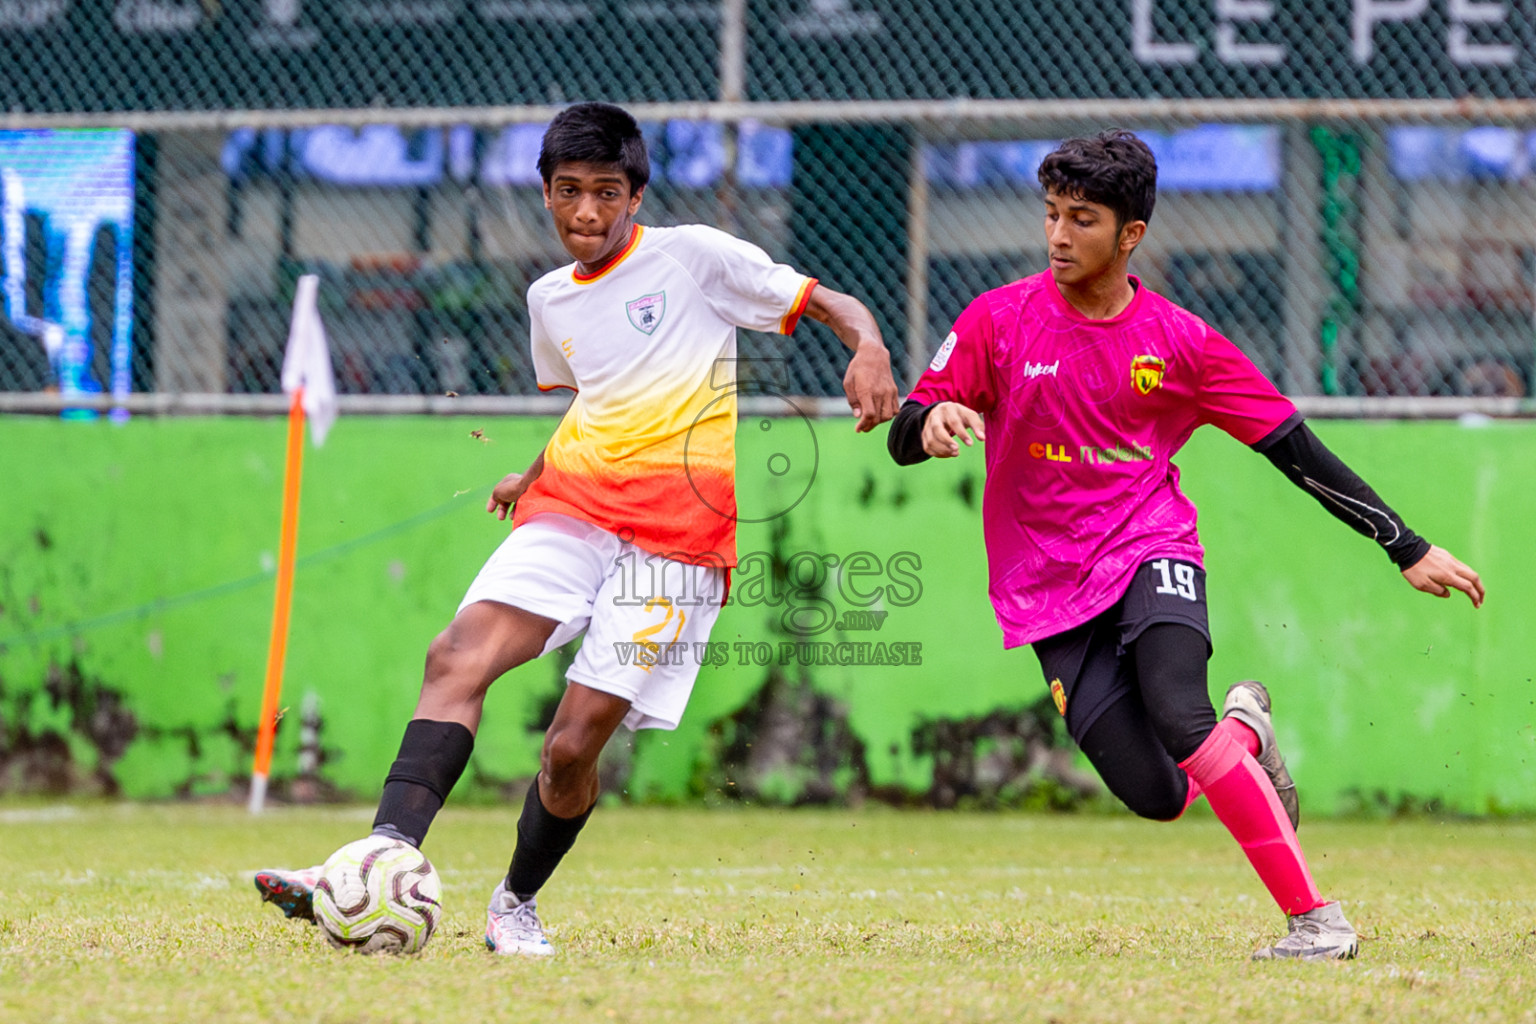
<box><xmin>313</xmin><ymin>837</ymin><xmax>442</xmax><ymax>955</ymax></box>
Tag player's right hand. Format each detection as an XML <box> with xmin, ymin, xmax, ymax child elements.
<box><xmin>487</xmin><ymin>473</ymin><xmax>532</xmax><ymax>520</ymax></box>
<box><xmin>921</xmin><ymin>402</ymin><xmax>985</xmax><ymax>458</ymax></box>
<box><xmin>843</xmin><ymin>341</ymin><xmax>901</xmax><ymax>432</ymax></box>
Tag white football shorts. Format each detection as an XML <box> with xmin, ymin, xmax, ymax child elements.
<box><xmin>458</xmin><ymin>513</ymin><xmax>727</xmax><ymax>731</ymax></box>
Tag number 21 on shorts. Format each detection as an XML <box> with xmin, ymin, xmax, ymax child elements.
<box><xmin>1151</xmin><ymin>558</ymin><xmax>1198</xmax><ymax>601</ymax></box>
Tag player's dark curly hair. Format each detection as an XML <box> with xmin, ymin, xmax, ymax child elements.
<box><xmin>538</xmin><ymin>101</ymin><xmax>651</xmax><ymax>191</ymax></box>
<box><xmin>1037</xmin><ymin>129</ymin><xmax>1157</xmax><ymax>230</ymax></box>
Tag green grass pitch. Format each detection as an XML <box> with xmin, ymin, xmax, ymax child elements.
<box><xmin>1</xmin><ymin>804</ymin><xmax>1533</xmax><ymax>1023</ymax></box>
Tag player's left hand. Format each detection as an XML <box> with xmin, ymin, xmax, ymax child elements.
<box><xmin>843</xmin><ymin>341</ymin><xmax>900</xmax><ymax>432</ymax></box>
<box><xmin>1402</xmin><ymin>545</ymin><xmax>1485</xmax><ymax>608</ymax></box>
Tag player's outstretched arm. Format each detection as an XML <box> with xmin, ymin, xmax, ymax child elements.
<box><xmin>801</xmin><ymin>285</ymin><xmax>899</xmax><ymax>432</ymax></box>
<box><xmin>920</xmin><ymin>401</ymin><xmax>985</xmax><ymax>459</ymax></box>
<box><xmin>1257</xmin><ymin>421</ymin><xmax>1484</xmax><ymax>608</ymax></box>
<box><xmin>1402</xmin><ymin>545</ymin><xmax>1485</xmax><ymax>608</ymax></box>
<box><xmin>487</xmin><ymin>450</ymin><xmax>546</xmax><ymax>521</ymax></box>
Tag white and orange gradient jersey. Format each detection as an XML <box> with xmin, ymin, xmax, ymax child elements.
<box><xmin>511</xmin><ymin>223</ymin><xmax>817</xmax><ymax>568</ymax></box>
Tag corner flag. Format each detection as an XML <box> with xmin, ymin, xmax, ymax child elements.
<box><xmin>280</xmin><ymin>274</ymin><xmax>338</xmax><ymax>446</ymax></box>
<box><xmin>250</xmin><ymin>274</ymin><xmax>336</xmax><ymax>813</ymax></box>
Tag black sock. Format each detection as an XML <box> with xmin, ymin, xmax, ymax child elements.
<box><xmin>506</xmin><ymin>779</ymin><xmax>593</xmax><ymax>900</ymax></box>
<box><xmin>370</xmin><ymin>719</ymin><xmax>475</xmax><ymax>848</ymax></box>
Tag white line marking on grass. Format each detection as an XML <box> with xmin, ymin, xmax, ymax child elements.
<box><xmin>0</xmin><ymin>806</ymin><xmax>81</xmax><ymax>823</ymax></box>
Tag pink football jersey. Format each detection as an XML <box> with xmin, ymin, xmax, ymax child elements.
<box><xmin>908</xmin><ymin>271</ymin><xmax>1299</xmax><ymax>647</ymax></box>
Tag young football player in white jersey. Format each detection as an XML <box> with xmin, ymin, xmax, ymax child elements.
<box><xmin>888</xmin><ymin>129</ymin><xmax>1484</xmax><ymax>960</ymax></box>
<box><xmin>255</xmin><ymin>102</ymin><xmax>900</xmax><ymax>954</ymax></box>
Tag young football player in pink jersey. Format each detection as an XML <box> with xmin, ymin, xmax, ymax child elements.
<box><xmin>888</xmin><ymin>129</ymin><xmax>1484</xmax><ymax>961</ymax></box>
<box><xmin>256</xmin><ymin>102</ymin><xmax>900</xmax><ymax>954</ymax></box>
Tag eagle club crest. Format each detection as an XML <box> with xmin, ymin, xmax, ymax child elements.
<box><xmin>626</xmin><ymin>292</ymin><xmax>666</xmax><ymax>335</ymax></box>
<box><xmin>1131</xmin><ymin>354</ymin><xmax>1167</xmax><ymax>395</ymax></box>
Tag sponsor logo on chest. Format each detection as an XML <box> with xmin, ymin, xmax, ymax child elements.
<box><xmin>1023</xmin><ymin>360</ymin><xmax>1059</xmax><ymax>379</ymax></box>
<box><xmin>1027</xmin><ymin>439</ymin><xmax>1156</xmax><ymax>465</ymax></box>
<box><xmin>626</xmin><ymin>292</ymin><xmax>667</xmax><ymax>335</ymax></box>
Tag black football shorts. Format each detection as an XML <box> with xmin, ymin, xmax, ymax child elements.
<box><xmin>1031</xmin><ymin>557</ymin><xmax>1211</xmax><ymax>745</ymax></box>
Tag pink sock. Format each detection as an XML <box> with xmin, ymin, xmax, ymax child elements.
<box><xmin>1175</xmin><ymin>721</ymin><xmax>1257</xmax><ymax>816</ymax></box>
<box><xmin>1179</xmin><ymin>719</ymin><xmax>1324</xmax><ymax>916</ymax></box>
<box><xmin>1179</xmin><ymin>777</ymin><xmax>1203</xmax><ymax>816</ymax></box>
<box><xmin>1227</xmin><ymin>718</ymin><xmax>1262</xmax><ymax>757</ymax></box>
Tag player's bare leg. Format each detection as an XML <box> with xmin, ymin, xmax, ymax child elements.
<box><xmin>412</xmin><ymin>600</ymin><xmax>562</xmax><ymax>733</ymax></box>
<box><xmin>532</xmin><ymin>682</ymin><xmax>632</xmax><ymax>816</ymax></box>
<box><xmin>370</xmin><ymin>600</ymin><xmax>559</xmax><ymax>848</ymax></box>
<box><xmin>487</xmin><ymin>682</ymin><xmax>632</xmax><ymax>956</ymax></box>
<box><xmin>256</xmin><ymin>601</ymin><xmax>558</xmax><ymax>923</ymax></box>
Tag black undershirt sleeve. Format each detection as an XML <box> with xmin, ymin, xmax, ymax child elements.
<box><xmin>887</xmin><ymin>398</ymin><xmax>936</xmax><ymax>466</ymax></box>
<box><xmin>891</xmin><ymin>401</ymin><xmax>1431</xmax><ymax>570</ymax></box>
<box><xmin>1253</xmin><ymin>419</ymin><xmax>1433</xmax><ymax>570</ymax></box>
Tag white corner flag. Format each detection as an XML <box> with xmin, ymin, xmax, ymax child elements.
<box><xmin>280</xmin><ymin>274</ymin><xmax>338</xmax><ymax>446</ymax></box>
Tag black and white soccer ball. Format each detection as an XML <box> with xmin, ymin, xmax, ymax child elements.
<box><xmin>313</xmin><ymin>837</ymin><xmax>442</xmax><ymax>955</ymax></box>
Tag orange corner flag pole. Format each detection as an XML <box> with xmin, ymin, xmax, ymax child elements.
<box><xmin>249</xmin><ymin>388</ymin><xmax>307</xmax><ymax>813</ymax></box>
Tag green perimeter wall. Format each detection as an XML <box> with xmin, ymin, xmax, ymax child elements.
<box><xmin>1</xmin><ymin>414</ymin><xmax>1531</xmax><ymax>814</ymax></box>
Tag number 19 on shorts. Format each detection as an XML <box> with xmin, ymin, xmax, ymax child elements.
<box><xmin>1151</xmin><ymin>558</ymin><xmax>1198</xmax><ymax>601</ymax></box>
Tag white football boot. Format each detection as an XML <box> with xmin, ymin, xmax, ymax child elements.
<box><xmin>254</xmin><ymin>865</ymin><xmax>323</xmax><ymax>922</ymax></box>
<box><xmin>485</xmin><ymin>880</ymin><xmax>555</xmax><ymax>957</ymax></box>
<box><xmin>1252</xmin><ymin>901</ymin><xmax>1359</xmax><ymax>961</ymax></box>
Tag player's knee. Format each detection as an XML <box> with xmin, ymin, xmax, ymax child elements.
<box><xmin>541</xmin><ymin>725</ymin><xmax>600</xmax><ymax>782</ymax></box>
<box><xmin>419</xmin><ymin>628</ymin><xmax>491</xmax><ymax>705</ymax></box>
<box><xmin>1139</xmin><ymin>797</ymin><xmax>1187</xmax><ymax>822</ymax></box>
<box><xmin>1109</xmin><ymin>772</ymin><xmax>1190</xmax><ymax>821</ymax></box>
<box><xmin>1125</xmin><ymin>791</ymin><xmax>1187</xmax><ymax>822</ymax></box>
<box><xmin>422</xmin><ymin>629</ymin><xmax>466</xmax><ymax>682</ymax></box>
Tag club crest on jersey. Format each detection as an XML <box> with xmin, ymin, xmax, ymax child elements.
<box><xmin>1131</xmin><ymin>354</ymin><xmax>1167</xmax><ymax>395</ymax></box>
<box><xmin>1050</xmin><ymin>678</ymin><xmax>1067</xmax><ymax>716</ymax></box>
<box><xmin>625</xmin><ymin>292</ymin><xmax>666</xmax><ymax>335</ymax></box>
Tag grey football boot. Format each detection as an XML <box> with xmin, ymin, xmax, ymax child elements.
<box><xmin>1222</xmin><ymin>680</ymin><xmax>1300</xmax><ymax>831</ymax></box>
<box><xmin>1252</xmin><ymin>901</ymin><xmax>1359</xmax><ymax>961</ymax></box>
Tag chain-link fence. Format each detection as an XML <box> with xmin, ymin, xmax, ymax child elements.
<box><xmin>2</xmin><ymin>1</ymin><xmax>1535</xmax><ymax>403</ymax></box>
